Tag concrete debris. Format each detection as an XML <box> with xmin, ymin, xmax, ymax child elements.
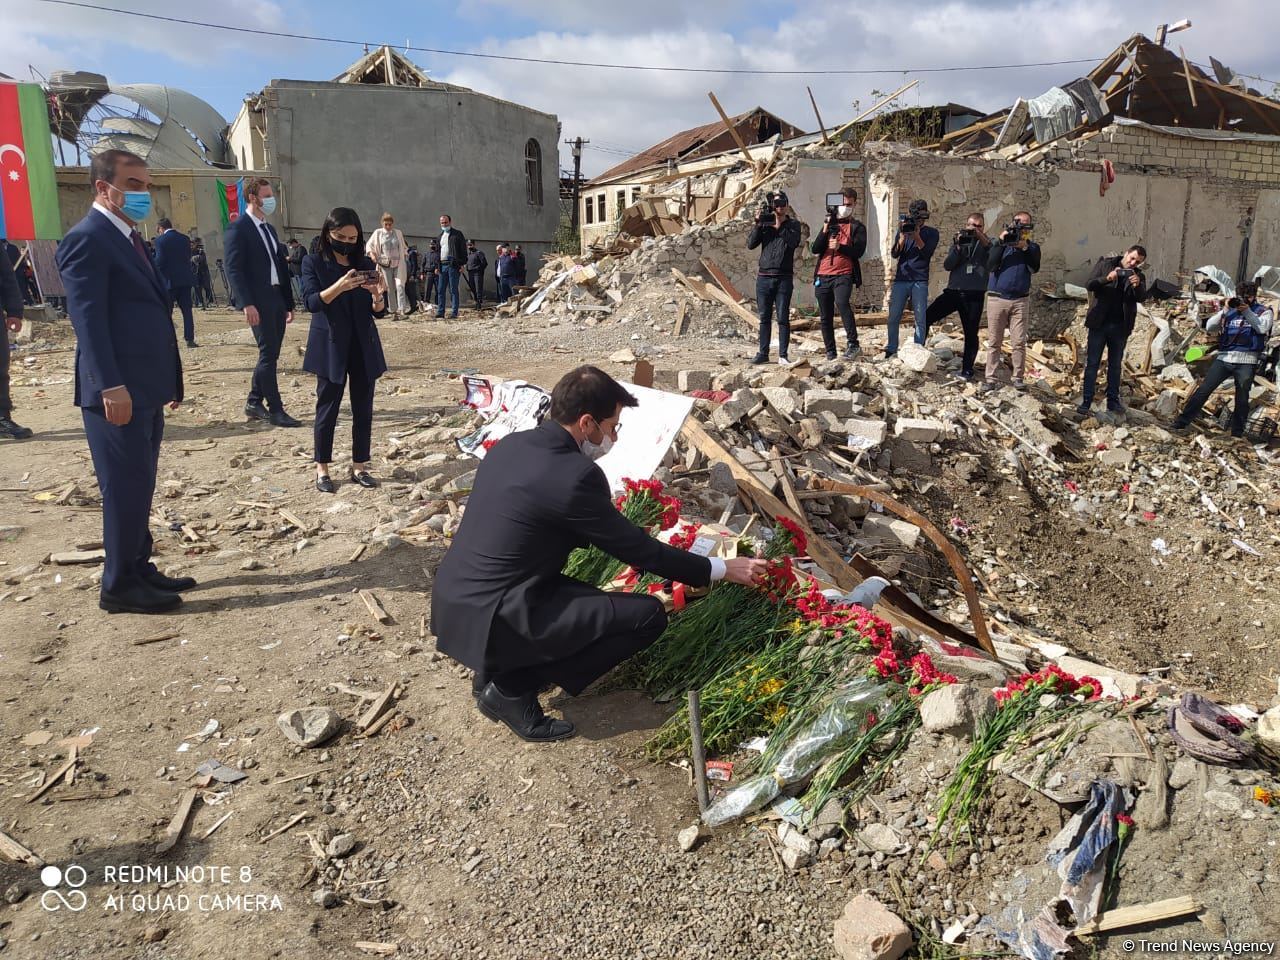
<box><xmin>919</xmin><ymin>683</ymin><xmax>995</xmax><ymax>738</ymax></box>
<box><xmin>892</xmin><ymin>418</ymin><xmax>945</xmax><ymax>443</ymax></box>
<box><xmin>277</xmin><ymin>708</ymin><xmax>342</xmax><ymax>748</ymax></box>
<box><xmin>833</xmin><ymin>894</ymin><xmax>913</xmax><ymax>960</ymax></box>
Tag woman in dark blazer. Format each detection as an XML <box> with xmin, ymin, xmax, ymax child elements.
<box><xmin>301</xmin><ymin>208</ymin><xmax>389</xmax><ymax>493</ymax></box>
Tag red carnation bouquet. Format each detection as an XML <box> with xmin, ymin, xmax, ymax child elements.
<box><xmin>563</xmin><ymin>477</ymin><xmax>682</xmax><ymax>587</ymax></box>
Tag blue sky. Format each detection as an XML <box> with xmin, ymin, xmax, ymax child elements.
<box><xmin>4</xmin><ymin>0</ymin><xmax>1279</xmax><ymax>177</ymax></box>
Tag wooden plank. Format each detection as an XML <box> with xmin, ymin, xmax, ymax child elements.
<box><xmin>357</xmin><ymin>684</ymin><xmax>398</xmax><ymax>731</ymax></box>
<box><xmin>131</xmin><ymin>630</ymin><xmax>181</xmax><ymax>647</ymax></box>
<box><xmin>1179</xmin><ymin>46</ymin><xmax>1197</xmax><ymax>108</ymax></box>
<box><xmin>699</xmin><ymin>257</ymin><xmax>745</xmax><ymax>303</ymax></box>
<box><xmin>359</xmin><ymin>589</ymin><xmax>393</xmax><ymax>625</ymax></box>
<box><xmin>698</xmin><ymin>281</ymin><xmax>761</xmax><ymax>338</ymax></box>
<box><xmin>27</xmin><ymin>747</ymin><xmax>76</xmax><ymax>803</ymax></box>
<box><xmin>1174</xmin><ymin>71</ymin><xmax>1280</xmax><ymax>135</ymax></box>
<box><xmin>831</xmin><ymin>80</ymin><xmax>920</xmax><ymax>141</ymax></box>
<box><xmin>1075</xmin><ymin>895</ymin><xmax>1202</xmax><ymax>935</ymax></box>
<box><xmin>807</xmin><ymin>86</ymin><xmax>829</xmax><ymax>144</ymax></box>
<box><xmin>707</xmin><ymin>92</ymin><xmax>756</xmax><ymax>166</ymax></box>
<box><xmin>259</xmin><ymin>812</ymin><xmax>309</xmax><ymax>844</ymax></box>
<box><xmin>670</xmin><ymin>267</ymin><xmax>714</xmax><ymax>302</ymax></box>
<box><xmin>673</xmin><ymin>300</ymin><xmax>689</xmax><ymax>337</ymax></box>
<box><xmin>155</xmin><ymin>788</ymin><xmax>199</xmax><ymax>854</ymax></box>
<box><xmin>0</xmin><ymin>828</ymin><xmax>45</xmax><ymax>866</ymax></box>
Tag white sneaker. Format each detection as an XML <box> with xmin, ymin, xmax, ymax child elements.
<box><xmin>777</xmin><ymin>356</ymin><xmax>793</xmax><ymax>367</ymax></box>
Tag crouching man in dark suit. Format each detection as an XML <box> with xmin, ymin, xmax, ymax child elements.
<box><xmin>431</xmin><ymin>366</ymin><xmax>768</xmax><ymax>742</ymax></box>
<box><xmin>56</xmin><ymin>149</ymin><xmax>193</xmax><ymax>614</ymax></box>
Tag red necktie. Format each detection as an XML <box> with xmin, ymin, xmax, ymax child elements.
<box><xmin>130</xmin><ymin>230</ymin><xmax>156</xmax><ymax>278</ymax></box>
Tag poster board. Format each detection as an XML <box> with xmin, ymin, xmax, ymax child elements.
<box><xmin>597</xmin><ymin>381</ymin><xmax>695</xmax><ymax>494</ymax></box>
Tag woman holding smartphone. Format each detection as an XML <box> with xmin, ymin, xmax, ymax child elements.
<box><xmin>301</xmin><ymin>208</ymin><xmax>389</xmax><ymax>493</ymax></box>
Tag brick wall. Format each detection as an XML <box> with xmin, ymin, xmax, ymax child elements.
<box><xmin>1047</xmin><ymin>123</ymin><xmax>1280</xmax><ymax>185</ymax></box>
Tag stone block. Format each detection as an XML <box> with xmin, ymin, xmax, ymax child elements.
<box><xmin>759</xmin><ymin>387</ymin><xmax>801</xmax><ymax>419</ymax></box>
<box><xmin>803</xmin><ymin>388</ymin><xmax>856</xmax><ymax>418</ymax></box>
<box><xmin>712</xmin><ymin>370</ymin><xmax>744</xmax><ymax>392</ymax></box>
<box><xmin>710</xmin><ymin>389</ymin><xmax>759</xmax><ymax>431</ymax></box>
<box><xmin>1097</xmin><ymin>447</ymin><xmax>1134</xmax><ymax>469</ymax></box>
<box><xmin>861</xmin><ymin>515</ymin><xmax>921</xmax><ymax>551</ymax></box>
<box><xmin>893</xmin><ymin>417</ymin><xmax>944</xmax><ymax>443</ymax></box>
<box><xmin>919</xmin><ymin>683</ymin><xmax>994</xmax><ymax>737</ymax></box>
<box><xmin>846</xmin><ymin>417</ymin><xmax>888</xmax><ymax>449</ymax></box>
<box><xmin>1257</xmin><ymin>706</ymin><xmax>1280</xmax><ymax>753</ymax></box>
<box><xmin>678</xmin><ymin>370</ymin><xmax>713</xmax><ymax>393</ymax></box>
<box><xmin>896</xmin><ymin>343</ymin><xmax>937</xmax><ymax>373</ymax></box>
<box><xmin>1054</xmin><ymin>655</ymin><xmax>1142</xmax><ymax>699</ymax></box>
<box><xmin>707</xmin><ymin>461</ymin><xmax>738</xmax><ymax>496</ymax></box>
<box><xmin>1153</xmin><ymin>389</ymin><xmax>1180</xmax><ymax>419</ymax></box>
<box><xmin>834</xmin><ymin>894</ymin><xmax>912</xmax><ymax>960</ymax></box>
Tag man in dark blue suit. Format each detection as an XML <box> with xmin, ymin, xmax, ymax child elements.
<box><xmin>56</xmin><ymin>149</ymin><xmax>193</xmax><ymax>615</ymax></box>
<box><xmin>154</xmin><ymin>218</ymin><xmax>198</xmax><ymax>348</ymax></box>
<box><xmin>224</xmin><ymin>177</ymin><xmax>299</xmax><ymax>427</ymax></box>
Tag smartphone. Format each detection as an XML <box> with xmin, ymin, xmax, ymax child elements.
<box><xmin>354</xmin><ymin>270</ymin><xmax>380</xmax><ymax>283</ymax></box>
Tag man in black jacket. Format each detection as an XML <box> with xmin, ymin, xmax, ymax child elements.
<box><xmin>1075</xmin><ymin>245</ymin><xmax>1147</xmax><ymax>419</ymax></box>
<box><xmin>420</xmin><ymin>240</ymin><xmax>441</xmax><ymax>314</ymax></box>
<box><xmin>404</xmin><ymin>245</ymin><xmax>421</xmax><ymax>315</ymax></box>
<box><xmin>925</xmin><ymin>213</ymin><xmax>991</xmax><ymax>381</ymax></box>
<box><xmin>748</xmin><ymin>191</ymin><xmax>803</xmax><ymax>365</ymax></box>
<box><xmin>466</xmin><ymin>241</ymin><xmax>488</xmax><ymax>308</ymax></box>
<box><xmin>810</xmin><ymin>187</ymin><xmax>867</xmax><ymax>360</ymax></box>
<box><xmin>431</xmin><ymin>365</ymin><xmax>767</xmax><ymax>742</ymax></box>
<box><xmin>0</xmin><ymin>246</ymin><xmax>32</xmax><ymax>439</ymax></box>
<box><xmin>435</xmin><ymin>214</ymin><xmax>467</xmax><ymax>319</ymax></box>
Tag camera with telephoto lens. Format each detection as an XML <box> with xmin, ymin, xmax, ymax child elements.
<box><xmin>899</xmin><ymin>214</ymin><xmax>919</xmax><ymax>233</ymax></box>
<box><xmin>956</xmin><ymin>226</ymin><xmax>977</xmax><ymax>243</ymax></box>
<box><xmin>759</xmin><ymin>190</ymin><xmax>789</xmax><ymax>223</ymax></box>
<box><xmin>1228</xmin><ymin>296</ymin><xmax>1243</xmax><ymax>309</ymax></box>
<box><xmin>1002</xmin><ymin>220</ymin><xmax>1034</xmax><ymax>243</ymax></box>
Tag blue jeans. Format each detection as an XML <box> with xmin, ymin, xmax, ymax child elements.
<box><xmin>1174</xmin><ymin>358</ymin><xmax>1256</xmax><ymax>436</ymax></box>
<box><xmin>437</xmin><ymin>263</ymin><xmax>461</xmax><ymax>316</ymax></box>
<box><xmin>755</xmin><ymin>275</ymin><xmax>794</xmax><ymax>359</ymax></box>
<box><xmin>1081</xmin><ymin>323</ymin><xmax>1129</xmax><ymax>410</ymax></box>
<box><xmin>886</xmin><ymin>280</ymin><xmax>928</xmax><ymax>354</ymax></box>
<box><xmin>497</xmin><ymin>278</ymin><xmax>513</xmax><ymax>304</ymax></box>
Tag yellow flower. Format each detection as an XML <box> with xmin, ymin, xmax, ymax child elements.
<box><xmin>765</xmin><ymin>704</ymin><xmax>787</xmax><ymax>725</ymax></box>
<box><xmin>790</xmin><ymin>619</ymin><xmax>806</xmax><ymax>635</ymax></box>
<box><xmin>1255</xmin><ymin>786</ymin><xmax>1277</xmax><ymax>808</ymax></box>
<box><xmin>756</xmin><ymin>677</ymin><xmax>785</xmax><ymax>698</ymax></box>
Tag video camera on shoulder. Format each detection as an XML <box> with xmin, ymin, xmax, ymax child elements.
<box><xmin>898</xmin><ymin>199</ymin><xmax>930</xmax><ymax>234</ymax></box>
<box><xmin>759</xmin><ymin>190</ymin><xmax>790</xmax><ymax>223</ymax></box>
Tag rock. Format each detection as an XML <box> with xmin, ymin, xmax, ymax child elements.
<box><xmin>326</xmin><ymin>833</ymin><xmax>357</xmax><ymax>858</ymax></box>
<box><xmin>1153</xmin><ymin>389</ymin><xmax>1181</xmax><ymax>419</ymax></box>
<box><xmin>442</xmin><ymin>470</ymin><xmax>477</xmax><ymax>494</ymax></box>
<box><xmin>1168</xmin><ymin>755</ymin><xmax>1200</xmax><ymax>790</ymax></box>
<box><xmin>1097</xmin><ymin>447</ymin><xmax>1134</xmax><ymax>469</ymax></box>
<box><xmin>707</xmin><ymin>461</ymin><xmax>738</xmax><ymax>497</ymax></box>
<box><xmin>919</xmin><ymin>684</ymin><xmax>994</xmax><ymax>737</ymax></box>
<box><xmin>1158</xmin><ymin>363</ymin><xmax>1192</xmax><ymax>383</ymax></box>
<box><xmin>710</xmin><ymin>388</ymin><xmax>760</xmax><ymax>430</ymax></box>
<box><xmin>896</xmin><ymin>343</ymin><xmax>938</xmax><ymax>373</ymax></box>
<box><xmin>678</xmin><ymin>370</ymin><xmax>713</xmax><ymax>393</ymax></box>
<box><xmin>893</xmin><ymin>417</ymin><xmax>944</xmax><ymax>443</ymax></box>
<box><xmin>834</xmin><ymin>893</ymin><xmax>913</xmax><ymax>960</ymax></box>
<box><xmin>861</xmin><ymin>515</ymin><xmax>921</xmax><ymax>551</ymax></box>
<box><xmin>1053</xmin><ymin>655</ymin><xmax>1142</xmax><ymax>699</ymax></box>
<box><xmin>818</xmin><ymin>837</ymin><xmax>842</xmax><ymax>860</ymax></box>
<box><xmin>276</xmin><ymin>707</ymin><xmax>342</xmax><ymax>748</ymax></box>
<box><xmin>846</xmin><ymin>418</ymin><xmax>888</xmax><ymax>449</ymax></box>
<box><xmin>1202</xmin><ymin>790</ymin><xmax>1245</xmax><ymax>816</ymax></box>
<box><xmin>3</xmin><ymin>883</ymin><xmax>26</xmax><ymax>905</ymax></box>
<box><xmin>857</xmin><ymin>823</ymin><xmax>902</xmax><ymax>854</ymax></box>
<box><xmin>780</xmin><ymin>846</ymin><xmax>813</xmax><ymax>871</ymax></box>
<box><xmin>312</xmin><ymin>888</ymin><xmax>340</xmax><ymax>909</ymax></box>
<box><xmin>1256</xmin><ymin>706</ymin><xmax>1280</xmax><ymax>753</ymax></box>
<box><xmin>49</xmin><ymin>550</ymin><xmax>106</xmax><ymax>565</ymax></box>
<box><xmin>759</xmin><ymin>387</ymin><xmax>801</xmax><ymax>419</ymax></box>
<box><xmin>462</xmin><ymin>854</ymin><xmax>485</xmax><ymax>873</ymax></box>
<box><xmin>712</xmin><ymin>370</ymin><xmax>744</xmax><ymax>392</ymax></box>
<box><xmin>806</xmin><ymin>798</ymin><xmax>845</xmax><ymax>842</ymax></box>
<box><xmin>141</xmin><ymin>926</ymin><xmax>168</xmax><ymax>943</ymax></box>
<box><xmin>677</xmin><ymin>824</ymin><xmax>701</xmax><ymax>852</ymax></box>
<box><xmin>803</xmin><ymin>388</ymin><xmax>856</xmax><ymax>418</ymax></box>
<box><xmin>778</xmin><ymin>822</ymin><xmax>816</xmax><ymax>856</ymax></box>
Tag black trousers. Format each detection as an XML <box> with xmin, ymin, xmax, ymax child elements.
<box><xmin>756</xmin><ymin>275</ymin><xmax>793</xmax><ymax>359</ymax></box>
<box><xmin>82</xmin><ymin>405</ymin><xmax>163</xmax><ymax>594</ymax></box>
<box><xmin>314</xmin><ymin>335</ymin><xmax>374</xmax><ymax>463</ymax></box>
<box><xmin>815</xmin><ymin>274</ymin><xmax>858</xmax><ymax>354</ymax></box>
<box><xmin>483</xmin><ymin>591</ymin><xmax>668</xmax><ymax>697</ymax></box>
<box><xmin>406</xmin><ymin>278</ymin><xmax>419</xmax><ymax>313</ymax></box>
<box><xmin>247</xmin><ymin>306</ymin><xmax>287</xmax><ymax>410</ymax></box>
<box><xmin>0</xmin><ymin>326</ymin><xmax>11</xmax><ymax>414</ymax></box>
<box><xmin>468</xmin><ymin>269</ymin><xmax>485</xmax><ymax>307</ymax></box>
<box><xmin>423</xmin><ymin>273</ymin><xmax>438</xmax><ymax>307</ymax></box>
<box><xmin>1174</xmin><ymin>358</ymin><xmax>1256</xmax><ymax>436</ymax></box>
<box><xmin>1081</xmin><ymin>323</ymin><xmax>1130</xmax><ymax>410</ymax></box>
<box><xmin>169</xmin><ymin>285</ymin><xmax>195</xmax><ymax>343</ymax></box>
<box><xmin>925</xmin><ymin>288</ymin><xmax>985</xmax><ymax>376</ymax></box>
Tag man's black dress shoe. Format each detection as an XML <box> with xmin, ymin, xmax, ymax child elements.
<box><xmin>476</xmin><ymin>682</ymin><xmax>575</xmax><ymax>742</ymax></box>
<box><xmin>349</xmin><ymin>470</ymin><xmax>377</xmax><ymax>488</ymax></box>
<box><xmin>316</xmin><ymin>475</ymin><xmax>335</xmax><ymax>494</ymax></box>
<box><xmin>270</xmin><ymin>410</ymin><xmax>301</xmax><ymax>428</ymax></box>
<box><xmin>0</xmin><ymin>416</ymin><xmax>33</xmax><ymax>440</ymax></box>
<box><xmin>244</xmin><ymin>400</ymin><xmax>270</xmax><ymax>421</ymax></box>
<box><xmin>145</xmin><ymin>571</ymin><xmax>197</xmax><ymax>592</ymax></box>
<box><xmin>100</xmin><ymin>582</ymin><xmax>182</xmax><ymax>614</ymax></box>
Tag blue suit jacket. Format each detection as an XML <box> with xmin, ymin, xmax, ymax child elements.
<box><xmin>153</xmin><ymin>229</ymin><xmax>195</xmax><ymax>288</ymax></box>
<box><xmin>300</xmin><ymin>253</ymin><xmax>389</xmax><ymax>384</ymax></box>
<box><xmin>55</xmin><ymin>209</ymin><xmax>183</xmax><ymax>409</ymax></box>
<box><xmin>224</xmin><ymin>214</ymin><xmax>294</xmax><ymax>315</ymax></box>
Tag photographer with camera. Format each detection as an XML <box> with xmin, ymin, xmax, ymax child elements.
<box><xmin>810</xmin><ymin>187</ymin><xmax>867</xmax><ymax>360</ymax></box>
<box><xmin>1172</xmin><ymin>280</ymin><xmax>1274</xmax><ymax>438</ymax></box>
<box><xmin>1075</xmin><ymin>245</ymin><xmax>1148</xmax><ymax>419</ymax></box>
<box><xmin>981</xmin><ymin>211</ymin><xmax>1040</xmax><ymax>391</ymax></box>
<box><xmin>924</xmin><ymin>212</ymin><xmax>991</xmax><ymax>381</ymax></box>
<box><xmin>886</xmin><ymin>199</ymin><xmax>938</xmax><ymax>358</ymax></box>
<box><xmin>747</xmin><ymin>191</ymin><xmax>803</xmax><ymax>365</ymax></box>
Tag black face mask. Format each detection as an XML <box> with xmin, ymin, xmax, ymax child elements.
<box><xmin>331</xmin><ymin>238</ymin><xmax>359</xmax><ymax>256</ymax></box>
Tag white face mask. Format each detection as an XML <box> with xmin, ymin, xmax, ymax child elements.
<box><xmin>838</xmin><ymin>205</ymin><xmax>853</xmax><ymax>219</ymax></box>
<box><xmin>581</xmin><ymin>433</ymin><xmax>614</xmax><ymax>461</ymax></box>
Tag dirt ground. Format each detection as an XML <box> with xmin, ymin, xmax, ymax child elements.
<box><xmin>0</xmin><ymin>304</ymin><xmax>1276</xmax><ymax>959</ymax></box>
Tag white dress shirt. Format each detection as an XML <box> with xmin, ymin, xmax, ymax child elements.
<box><xmin>246</xmin><ymin>208</ymin><xmax>280</xmax><ymax>287</ymax></box>
<box><xmin>708</xmin><ymin>557</ymin><xmax>727</xmax><ymax>581</ymax></box>
<box><xmin>92</xmin><ymin>201</ymin><xmax>134</xmax><ymax>239</ymax></box>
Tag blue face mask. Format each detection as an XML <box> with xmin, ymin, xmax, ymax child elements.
<box><xmin>118</xmin><ymin>190</ymin><xmax>152</xmax><ymax>222</ymax></box>
<box><xmin>260</xmin><ymin>196</ymin><xmax>277</xmax><ymax>216</ymax></box>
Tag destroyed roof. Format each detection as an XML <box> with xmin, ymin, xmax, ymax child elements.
<box><xmin>935</xmin><ymin>33</ymin><xmax>1280</xmax><ymax>156</ymax></box>
<box><xmin>589</xmin><ymin>107</ymin><xmax>805</xmax><ymax>185</ymax></box>
<box><xmin>333</xmin><ymin>46</ymin><xmax>438</xmax><ymax>87</ymax></box>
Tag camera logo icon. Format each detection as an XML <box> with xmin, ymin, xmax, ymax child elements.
<box><xmin>39</xmin><ymin>865</ymin><xmax>88</xmax><ymax>912</ymax></box>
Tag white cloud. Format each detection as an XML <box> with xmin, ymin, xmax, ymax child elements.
<box><xmin>437</xmin><ymin>0</ymin><xmax>1280</xmax><ymax>179</ymax></box>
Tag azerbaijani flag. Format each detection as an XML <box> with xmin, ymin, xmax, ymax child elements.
<box><xmin>0</xmin><ymin>82</ymin><xmax>61</xmax><ymax>241</ymax></box>
<box><xmin>217</xmin><ymin>177</ymin><xmax>246</xmax><ymax>228</ymax></box>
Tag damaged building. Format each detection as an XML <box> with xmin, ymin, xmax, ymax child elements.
<box><xmin>229</xmin><ymin>46</ymin><xmax>561</xmax><ymax>261</ymax></box>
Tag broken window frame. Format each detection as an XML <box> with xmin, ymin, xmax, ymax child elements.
<box><xmin>525</xmin><ymin>138</ymin><xmax>543</xmax><ymax>206</ymax></box>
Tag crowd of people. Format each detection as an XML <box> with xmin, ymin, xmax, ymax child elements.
<box><xmin>743</xmin><ymin>190</ymin><xmax>1275</xmax><ymax>433</ymax></box>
